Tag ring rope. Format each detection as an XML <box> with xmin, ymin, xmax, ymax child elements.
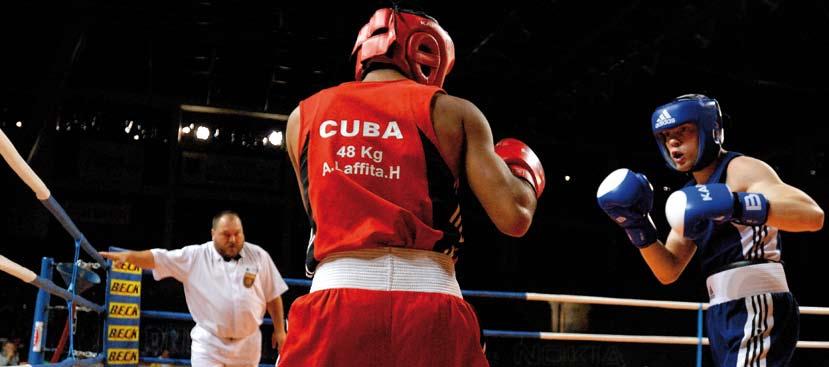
<box><xmin>111</xmin><ymin>250</ymin><xmax>829</xmax><ymax>351</ymax></box>
<box><xmin>138</xmin><ymin>277</ymin><xmax>829</xmax><ymax>349</ymax></box>
<box><xmin>0</xmin><ymin>255</ymin><xmax>103</xmax><ymax>313</ymax></box>
<box><xmin>140</xmin><ymin>306</ymin><xmax>829</xmax><ymax>349</ymax></box>
<box><xmin>0</xmin><ymin>131</ymin><xmax>119</xmax><ymax>365</ymax></box>
<box><xmin>284</xmin><ymin>278</ymin><xmax>829</xmax><ymax>316</ymax></box>
<box><xmin>0</xmin><ymin>128</ymin><xmax>107</xmax><ymax>268</ymax></box>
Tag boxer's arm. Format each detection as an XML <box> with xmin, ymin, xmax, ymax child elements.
<box><xmin>441</xmin><ymin>95</ymin><xmax>536</xmax><ymax>236</ymax></box>
<box><xmin>286</xmin><ymin>106</ymin><xmax>310</xmax><ymax>213</ymax></box>
<box><xmin>728</xmin><ymin>156</ymin><xmax>824</xmax><ymax>232</ymax></box>
<box><xmin>639</xmin><ymin>231</ymin><xmax>696</xmax><ymax>284</ymax></box>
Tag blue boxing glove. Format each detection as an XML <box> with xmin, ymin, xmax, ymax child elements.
<box><xmin>596</xmin><ymin>168</ymin><xmax>658</xmax><ymax>248</ymax></box>
<box><xmin>665</xmin><ymin>183</ymin><xmax>770</xmax><ymax>241</ymax></box>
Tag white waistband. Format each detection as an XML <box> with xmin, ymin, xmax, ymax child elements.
<box><xmin>310</xmin><ymin>247</ymin><xmax>462</xmax><ymax>298</ymax></box>
<box><xmin>706</xmin><ymin>262</ymin><xmax>789</xmax><ymax>306</ymax></box>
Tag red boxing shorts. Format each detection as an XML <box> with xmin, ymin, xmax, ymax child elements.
<box><xmin>277</xmin><ymin>248</ymin><xmax>489</xmax><ymax>367</ymax></box>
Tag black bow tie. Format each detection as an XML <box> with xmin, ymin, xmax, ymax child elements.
<box><xmin>222</xmin><ymin>254</ymin><xmax>242</xmax><ymax>262</ymax></box>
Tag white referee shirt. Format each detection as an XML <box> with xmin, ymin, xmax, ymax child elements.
<box><xmin>151</xmin><ymin>241</ymin><xmax>288</xmax><ymax>364</ymax></box>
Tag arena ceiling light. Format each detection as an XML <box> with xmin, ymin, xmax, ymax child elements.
<box><xmin>178</xmin><ymin>105</ymin><xmax>288</xmax><ymax>151</ymax></box>
<box><xmin>268</xmin><ymin>130</ymin><xmax>283</xmax><ymax>146</ymax></box>
<box><xmin>195</xmin><ymin>126</ymin><xmax>211</xmax><ymax>140</ymax></box>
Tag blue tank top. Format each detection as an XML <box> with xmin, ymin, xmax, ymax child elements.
<box><xmin>690</xmin><ymin>152</ymin><xmax>783</xmax><ymax>276</ymax></box>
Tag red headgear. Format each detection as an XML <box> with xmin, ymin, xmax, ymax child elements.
<box><xmin>352</xmin><ymin>8</ymin><xmax>455</xmax><ymax>87</ymax></box>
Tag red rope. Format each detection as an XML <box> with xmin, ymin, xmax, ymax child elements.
<box><xmin>50</xmin><ymin>305</ymin><xmax>74</xmax><ymax>363</ymax></box>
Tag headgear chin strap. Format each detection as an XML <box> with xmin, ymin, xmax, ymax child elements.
<box><xmin>352</xmin><ymin>8</ymin><xmax>455</xmax><ymax>88</ymax></box>
<box><xmin>651</xmin><ymin>94</ymin><xmax>724</xmax><ymax>172</ymax></box>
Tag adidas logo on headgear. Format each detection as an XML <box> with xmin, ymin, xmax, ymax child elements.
<box><xmin>654</xmin><ymin>109</ymin><xmax>675</xmax><ymax>128</ymax></box>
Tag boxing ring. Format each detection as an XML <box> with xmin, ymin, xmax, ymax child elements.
<box><xmin>2</xmin><ymin>125</ymin><xmax>829</xmax><ymax>367</ymax></box>
<box><xmin>100</xmin><ymin>269</ymin><xmax>829</xmax><ymax>367</ymax></box>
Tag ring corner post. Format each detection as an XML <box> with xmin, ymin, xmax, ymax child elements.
<box><xmin>103</xmin><ymin>252</ymin><xmax>143</xmax><ymax>367</ymax></box>
<box><xmin>102</xmin><ymin>258</ymin><xmax>112</xmax><ymax>367</ymax></box>
<box><xmin>29</xmin><ymin>257</ymin><xmax>54</xmax><ymax>364</ymax></box>
<box><xmin>696</xmin><ymin>303</ymin><xmax>704</xmax><ymax>367</ymax></box>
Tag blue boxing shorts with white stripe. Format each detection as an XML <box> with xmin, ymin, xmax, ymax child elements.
<box><xmin>706</xmin><ymin>292</ymin><xmax>799</xmax><ymax>367</ymax></box>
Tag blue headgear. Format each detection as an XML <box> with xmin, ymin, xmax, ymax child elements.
<box><xmin>651</xmin><ymin>94</ymin><xmax>724</xmax><ymax>172</ymax></box>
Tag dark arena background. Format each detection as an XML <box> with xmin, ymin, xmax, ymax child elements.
<box><xmin>1</xmin><ymin>1</ymin><xmax>828</xmax><ymax>366</ymax></box>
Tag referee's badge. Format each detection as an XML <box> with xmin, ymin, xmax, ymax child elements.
<box><xmin>243</xmin><ymin>268</ymin><xmax>257</xmax><ymax>288</ymax></box>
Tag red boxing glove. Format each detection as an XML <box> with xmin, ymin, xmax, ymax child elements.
<box><xmin>494</xmin><ymin>138</ymin><xmax>546</xmax><ymax>198</ymax></box>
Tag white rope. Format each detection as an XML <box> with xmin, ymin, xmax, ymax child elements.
<box><xmin>0</xmin><ymin>128</ymin><xmax>50</xmax><ymax>200</ymax></box>
<box><xmin>525</xmin><ymin>292</ymin><xmax>829</xmax><ymax>315</ymax></box>
<box><xmin>795</xmin><ymin>341</ymin><xmax>829</xmax><ymax>349</ymax></box>
<box><xmin>527</xmin><ymin>292</ymin><xmax>706</xmax><ymax>310</ymax></box>
<box><xmin>799</xmin><ymin>306</ymin><xmax>829</xmax><ymax>316</ymax></box>
<box><xmin>534</xmin><ymin>333</ymin><xmax>829</xmax><ymax>349</ymax></box>
<box><xmin>0</xmin><ymin>254</ymin><xmax>37</xmax><ymax>283</ymax></box>
<box><xmin>538</xmin><ymin>332</ymin><xmax>709</xmax><ymax>345</ymax></box>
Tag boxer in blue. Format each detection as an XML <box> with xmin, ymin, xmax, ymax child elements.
<box><xmin>597</xmin><ymin>94</ymin><xmax>824</xmax><ymax>366</ymax></box>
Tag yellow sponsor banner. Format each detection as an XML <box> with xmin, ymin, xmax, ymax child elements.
<box><xmin>107</xmin><ymin>348</ymin><xmax>139</xmax><ymax>364</ymax></box>
<box><xmin>113</xmin><ymin>262</ymin><xmax>142</xmax><ymax>275</ymax></box>
<box><xmin>110</xmin><ymin>279</ymin><xmax>141</xmax><ymax>297</ymax></box>
<box><xmin>108</xmin><ymin>302</ymin><xmax>140</xmax><ymax>319</ymax></box>
<box><xmin>107</xmin><ymin>325</ymin><xmax>139</xmax><ymax>342</ymax></box>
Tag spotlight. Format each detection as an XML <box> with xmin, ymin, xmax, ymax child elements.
<box><xmin>16</xmin><ymin>121</ymin><xmax>23</xmax><ymax>128</ymax></box>
<box><xmin>268</xmin><ymin>130</ymin><xmax>283</xmax><ymax>146</ymax></box>
<box><xmin>195</xmin><ymin>126</ymin><xmax>210</xmax><ymax>140</ymax></box>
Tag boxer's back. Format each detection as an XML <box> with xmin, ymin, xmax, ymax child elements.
<box><xmin>297</xmin><ymin>79</ymin><xmax>463</xmax><ymax>275</ymax></box>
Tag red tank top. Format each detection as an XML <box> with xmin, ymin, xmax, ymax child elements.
<box><xmin>298</xmin><ymin>79</ymin><xmax>463</xmax><ymax>276</ymax></box>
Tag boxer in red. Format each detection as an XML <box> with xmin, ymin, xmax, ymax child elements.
<box><xmin>277</xmin><ymin>7</ymin><xmax>545</xmax><ymax>367</ymax></box>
